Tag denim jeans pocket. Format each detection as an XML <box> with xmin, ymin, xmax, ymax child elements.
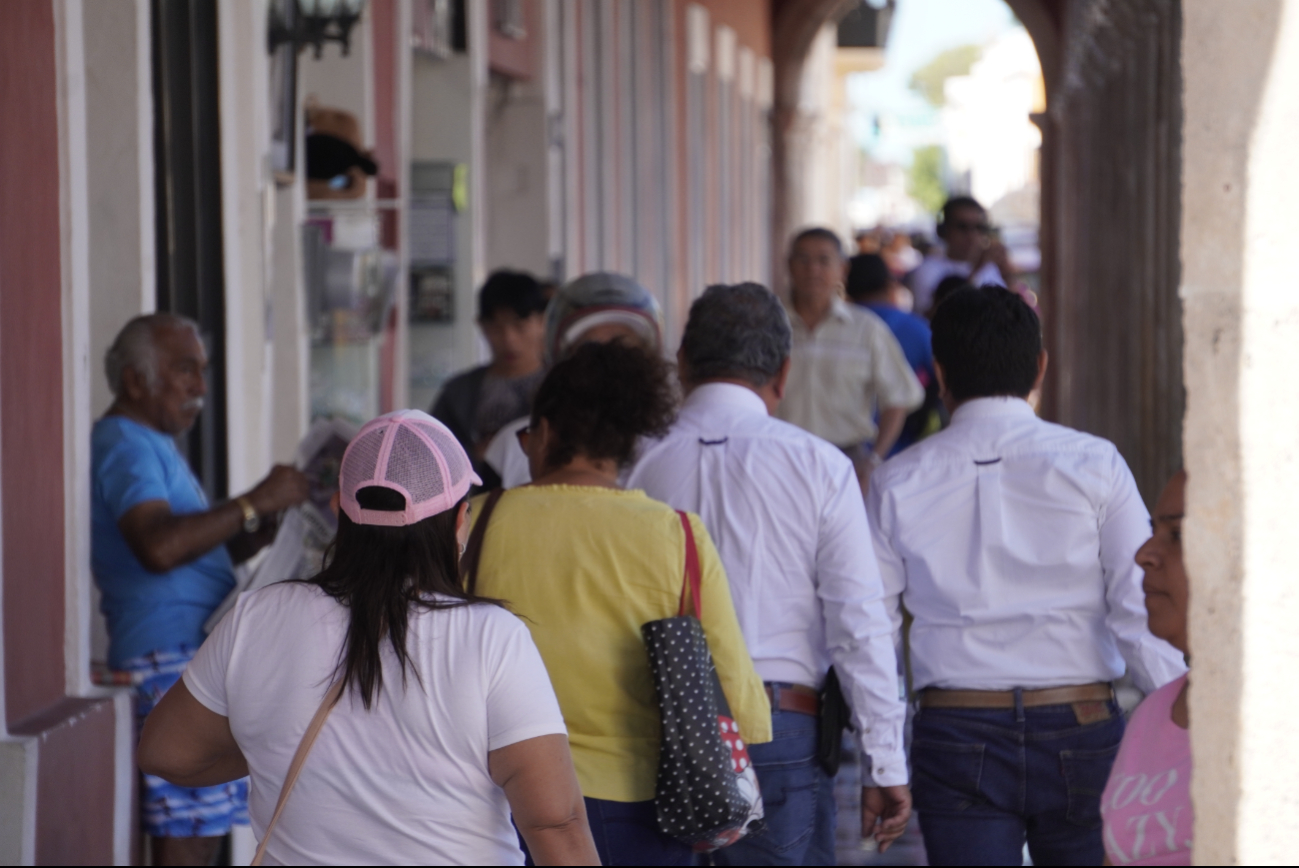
<box><xmin>1060</xmin><ymin>743</ymin><xmax>1121</xmax><ymax>829</ymax></box>
<box><xmin>911</xmin><ymin>738</ymin><xmax>986</xmax><ymax>813</ymax></box>
<box><xmin>748</xmin><ymin>718</ymin><xmax>818</xmax><ymax>770</ymax></box>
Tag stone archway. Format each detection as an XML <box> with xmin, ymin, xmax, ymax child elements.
<box><xmin>1006</xmin><ymin>0</ymin><xmax>1184</xmax><ymax>507</ymax></box>
<box><xmin>996</xmin><ymin>3</ymin><xmax>1299</xmax><ymax>862</ymax></box>
<box><xmin>769</xmin><ymin>0</ymin><xmax>858</xmax><ymax>290</ymax></box>
<box><xmin>771</xmin><ymin>0</ymin><xmax>1183</xmax><ymax>504</ymax></box>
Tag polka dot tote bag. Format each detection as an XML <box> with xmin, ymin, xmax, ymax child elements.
<box><xmin>641</xmin><ymin>512</ymin><xmax>765</xmax><ymax>852</ymax></box>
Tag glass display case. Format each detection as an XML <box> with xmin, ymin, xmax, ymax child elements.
<box><xmin>304</xmin><ymin>202</ymin><xmax>399</xmax><ymax>425</ymax></box>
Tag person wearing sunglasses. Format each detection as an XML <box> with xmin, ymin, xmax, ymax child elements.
<box><xmin>909</xmin><ymin>195</ymin><xmax>1013</xmax><ymax>315</ymax></box>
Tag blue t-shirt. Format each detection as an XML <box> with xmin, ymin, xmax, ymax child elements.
<box><xmin>91</xmin><ymin>416</ymin><xmax>236</xmax><ymax>668</ymax></box>
<box><xmin>864</xmin><ymin>303</ymin><xmax>934</xmax><ymax>380</ymax></box>
<box><xmin>864</xmin><ymin>303</ymin><xmax>936</xmax><ymax>454</ymax></box>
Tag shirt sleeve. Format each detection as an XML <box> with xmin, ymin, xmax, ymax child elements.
<box><xmin>485</xmin><ymin>608</ymin><xmax>569</xmax><ymax>751</ymax></box>
<box><xmin>866</xmin><ymin>470</ymin><xmax>907</xmax><ymax>659</ymax></box>
<box><xmin>691</xmin><ymin>513</ymin><xmax>773</xmax><ymax>746</ymax></box>
<box><xmin>182</xmin><ymin>595</ymin><xmax>243</xmax><ymax>716</ymax></box>
<box><xmin>870</xmin><ymin>323</ymin><xmax>925</xmax><ymax>413</ymax></box>
<box><xmin>1099</xmin><ymin>450</ymin><xmax>1188</xmax><ymax>694</ymax></box>
<box><xmin>96</xmin><ymin>427</ymin><xmax>171</xmax><ymax>520</ymax></box>
<box><xmin>819</xmin><ymin>459</ymin><xmax>907</xmax><ymax>787</ymax></box>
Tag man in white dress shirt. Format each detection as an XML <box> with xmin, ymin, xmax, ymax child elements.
<box><xmin>629</xmin><ymin>283</ymin><xmax>911</xmax><ymax>866</ymax></box>
<box><xmin>866</xmin><ymin>286</ymin><xmax>1186</xmax><ymax>866</ymax></box>
<box><xmin>908</xmin><ymin>196</ymin><xmax>1011</xmax><ymax>315</ymax></box>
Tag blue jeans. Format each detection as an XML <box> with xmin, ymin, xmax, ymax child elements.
<box><xmin>523</xmin><ymin>797</ymin><xmax>695</xmax><ymax>866</ymax></box>
<box><xmin>714</xmin><ymin>710</ymin><xmax>835</xmax><ymax>866</ymax></box>
<box><xmin>912</xmin><ymin>694</ymin><xmax>1125</xmax><ymax>866</ymax></box>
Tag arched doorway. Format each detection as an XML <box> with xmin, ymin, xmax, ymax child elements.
<box><xmin>1007</xmin><ymin>0</ymin><xmax>1184</xmax><ymax>505</ymax></box>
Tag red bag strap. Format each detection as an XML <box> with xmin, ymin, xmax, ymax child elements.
<box><xmin>676</xmin><ymin>511</ymin><xmax>702</xmax><ymax>619</ymax></box>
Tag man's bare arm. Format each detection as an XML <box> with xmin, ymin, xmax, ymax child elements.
<box><xmin>872</xmin><ymin>407</ymin><xmax>908</xmax><ymax>461</ymax></box>
<box><xmin>119</xmin><ymin>464</ymin><xmax>309</xmax><ymax>573</ymax></box>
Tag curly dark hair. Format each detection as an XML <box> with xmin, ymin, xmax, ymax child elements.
<box><xmin>531</xmin><ymin>341</ymin><xmax>677</xmax><ymax>469</ymax></box>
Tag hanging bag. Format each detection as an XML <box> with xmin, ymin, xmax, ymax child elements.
<box><xmin>642</xmin><ymin>512</ymin><xmax>765</xmax><ymax>852</ymax></box>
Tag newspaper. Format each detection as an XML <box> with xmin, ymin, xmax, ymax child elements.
<box><xmin>204</xmin><ymin>417</ymin><xmax>358</xmax><ymax>633</ymax></box>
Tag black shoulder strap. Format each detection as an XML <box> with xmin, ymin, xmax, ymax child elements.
<box><xmin>461</xmin><ymin>488</ymin><xmax>505</xmax><ymax>594</ymax></box>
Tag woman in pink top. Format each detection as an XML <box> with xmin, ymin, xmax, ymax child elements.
<box><xmin>1101</xmin><ymin>470</ymin><xmax>1191</xmax><ymax>866</ymax></box>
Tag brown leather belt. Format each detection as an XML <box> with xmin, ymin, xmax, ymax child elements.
<box><xmin>920</xmin><ymin>682</ymin><xmax>1114</xmax><ymax>709</ymax></box>
<box><xmin>765</xmin><ymin>682</ymin><xmax>820</xmax><ymax>717</ymax></box>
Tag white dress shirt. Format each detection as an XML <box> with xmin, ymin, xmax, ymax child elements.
<box><xmin>867</xmin><ymin>397</ymin><xmax>1187</xmax><ymax>695</ymax></box>
<box><xmin>908</xmin><ymin>255</ymin><xmax>1005</xmax><ymax>314</ymax></box>
<box><xmin>776</xmin><ymin>298</ymin><xmax>924</xmax><ymax>448</ymax></box>
<box><xmin>628</xmin><ymin>383</ymin><xmax>908</xmax><ymax>786</ymax></box>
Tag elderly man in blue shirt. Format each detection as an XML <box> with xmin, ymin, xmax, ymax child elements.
<box><xmin>92</xmin><ymin>313</ymin><xmax>308</xmax><ymax>865</ymax></box>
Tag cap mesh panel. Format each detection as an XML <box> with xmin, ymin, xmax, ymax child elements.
<box><xmin>342</xmin><ymin>430</ymin><xmax>386</xmax><ymax>495</ymax></box>
<box><xmin>415</xmin><ymin>422</ymin><xmax>471</xmax><ymax>484</ymax></box>
<box><xmin>386</xmin><ymin>425</ymin><xmax>444</xmax><ymax>505</ymax></box>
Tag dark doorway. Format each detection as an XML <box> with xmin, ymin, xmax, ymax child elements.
<box><xmin>151</xmin><ymin>0</ymin><xmax>228</xmax><ymax>500</ymax></box>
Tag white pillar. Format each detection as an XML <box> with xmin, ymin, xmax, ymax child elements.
<box><xmin>1182</xmin><ymin>1</ymin><xmax>1299</xmax><ymax>862</ymax></box>
<box><xmin>217</xmin><ymin>0</ymin><xmax>275</xmax><ymax>493</ymax></box>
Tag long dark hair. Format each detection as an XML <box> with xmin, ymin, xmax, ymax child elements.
<box><xmin>307</xmin><ymin>486</ymin><xmax>498</xmax><ymax>709</ymax></box>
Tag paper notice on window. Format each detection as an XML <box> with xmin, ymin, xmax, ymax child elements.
<box><xmin>410</xmin><ymin>194</ymin><xmax>454</xmax><ymax>265</ymax></box>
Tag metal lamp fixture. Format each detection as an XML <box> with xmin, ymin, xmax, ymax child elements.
<box><xmin>268</xmin><ymin>0</ymin><xmax>368</xmax><ymax>58</ymax></box>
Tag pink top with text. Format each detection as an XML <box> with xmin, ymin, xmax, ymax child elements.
<box><xmin>1101</xmin><ymin>674</ymin><xmax>1192</xmax><ymax>866</ymax></box>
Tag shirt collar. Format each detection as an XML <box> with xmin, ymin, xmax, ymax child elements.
<box><xmin>949</xmin><ymin>396</ymin><xmax>1037</xmax><ymax>425</ymax></box>
<box><xmin>785</xmin><ymin>296</ymin><xmax>854</xmax><ymax>331</ymax></box>
<box><xmin>683</xmin><ymin>381</ymin><xmax>769</xmax><ymax>416</ymax></box>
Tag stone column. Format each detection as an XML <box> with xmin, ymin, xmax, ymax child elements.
<box><xmin>1181</xmin><ymin>1</ymin><xmax>1299</xmax><ymax>862</ymax></box>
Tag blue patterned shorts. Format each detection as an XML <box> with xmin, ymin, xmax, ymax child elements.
<box><xmin>123</xmin><ymin>646</ymin><xmax>248</xmax><ymax>838</ymax></box>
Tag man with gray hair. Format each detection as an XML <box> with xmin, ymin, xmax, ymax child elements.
<box><xmin>627</xmin><ymin>283</ymin><xmax>911</xmax><ymax>865</ymax></box>
<box><xmin>92</xmin><ymin>313</ymin><xmax>308</xmax><ymax>865</ymax></box>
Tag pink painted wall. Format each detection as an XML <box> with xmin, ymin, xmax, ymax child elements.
<box><xmin>489</xmin><ymin>0</ymin><xmax>537</xmax><ymax>79</ymax></box>
<box><xmin>11</xmin><ymin>699</ymin><xmax>117</xmax><ymax>864</ymax></box>
<box><xmin>1</xmin><ymin>0</ymin><xmax>69</xmax><ymax>728</ymax></box>
<box><xmin>3</xmin><ymin>6</ymin><xmax>122</xmax><ymax>863</ymax></box>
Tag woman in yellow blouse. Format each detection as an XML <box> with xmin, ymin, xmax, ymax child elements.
<box><xmin>468</xmin><ymin>340</ymin><xmax>770</xmax><ymax>866</ymax></box>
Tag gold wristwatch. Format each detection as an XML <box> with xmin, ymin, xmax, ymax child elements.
<box><xmin>235</xmin><ymin>496</ymin><xmax>260</xmax><ymax>534</ymax></box>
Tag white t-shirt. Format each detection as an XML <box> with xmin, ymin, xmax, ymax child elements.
<box><xmin>184</xmin><ymin>582</ymin><xmax>567</xmax><ymax>866</ymax></box>
<box><xmin>482</xmin><ymin>416</ymin><xmax>533</xmax><ymax>488</ymax></box>
<box><xmin>908</xmin><ymin>255</ymin><xmax>1005</xmax><ymax>313</ymax></box>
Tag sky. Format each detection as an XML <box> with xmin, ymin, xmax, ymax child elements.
<box><xmin>846</xmin><ymin>0</ymin><xmax>1021</xmax><ymax>164</ymax></box>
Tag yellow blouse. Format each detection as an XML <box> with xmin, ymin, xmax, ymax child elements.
<box><xmin>470</xmin><ymin>484</ymin><xmax>771</xmax><ymax>803</ymax></box>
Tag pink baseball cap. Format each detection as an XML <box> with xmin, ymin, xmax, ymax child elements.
<box><xmin>339</xmin><ymin>409</ymin><xmax>481</xmax><ymax>527</ymax></box>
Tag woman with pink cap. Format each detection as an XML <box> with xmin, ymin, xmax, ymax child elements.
<box><xmin>137</xmin><ymin>410</ymin><xmax>598</xmax><ymax>865</ymax></box>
